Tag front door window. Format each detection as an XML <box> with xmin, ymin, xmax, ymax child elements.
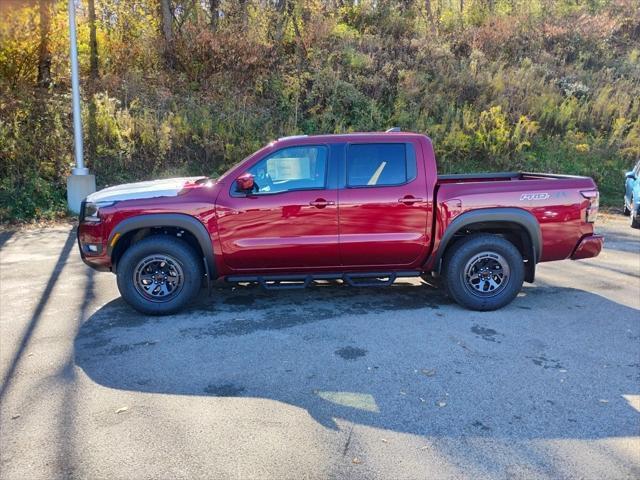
<box><xmin>246</xmin><ymin>146</ymin><xmax>328</xmax><ymax>194</ymax></box>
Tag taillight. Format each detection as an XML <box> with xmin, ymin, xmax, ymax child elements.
<box><xmin>581</xmin><ymin>190</ymin><xmax>599</xmax><ymax>223</ymax></box>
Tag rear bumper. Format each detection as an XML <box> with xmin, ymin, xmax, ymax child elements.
<box><xmin>570</xmin><ymin>234</ymin><xmax>604</xmax><ymax>260</ymax></box>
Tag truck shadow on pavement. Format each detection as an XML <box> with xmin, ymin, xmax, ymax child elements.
<box><xmin>74</xmin><ymin>282</ymin><xmax>640</xmax><ymax>440</ymax></box>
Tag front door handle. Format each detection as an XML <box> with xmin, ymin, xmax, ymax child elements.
<box><xmin>398</xmin><ymin>196</ymin><xmax>424</xmax><ymax>204</ymax></box>
<box><xmin>309</xmin><ymin>199</ymin><xmax>335</xmax><ymax>208</ymax></box>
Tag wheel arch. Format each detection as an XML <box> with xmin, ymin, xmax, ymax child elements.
<box><xmin>108</xmin><ymin>214</ymin><xmax>215</xmax><ymax>279</ymax></box>
<box><xmin>433</xmin><ymin>208</ymin><xmax>542</xmax><ymax>283</ymax></box>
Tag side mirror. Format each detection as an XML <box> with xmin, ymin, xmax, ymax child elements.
<box><xmin>626</xmin><ymin>171</ymin><xmax>636</xmax><ymax>180</ymax></box>
<box><xmin>236</xmin><ymin>173</ymin><xmax>256</xmax><ymax>193</ymax></box>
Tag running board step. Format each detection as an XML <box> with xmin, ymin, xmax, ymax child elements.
<box><xmin>226</xmin><ymin>271</ymin><xmax>421</xmax><ymax>291</ymax></box>
<box><xmin>343</xmin><ymin>272</ymin><xmax>397</xmax><ymax>287</ymax></box>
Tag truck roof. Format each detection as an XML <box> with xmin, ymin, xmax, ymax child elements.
<box><xmin>272</xmin><ymin>131</ymin><xmax>429</xmax><ymax>146</ymax></box>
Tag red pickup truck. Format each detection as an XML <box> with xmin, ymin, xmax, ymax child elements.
<box><xmin>78</xmin><ymin>131</ymin><xmax>603</xmax><ymax>314</ymax></box>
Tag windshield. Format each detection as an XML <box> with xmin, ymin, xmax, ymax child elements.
<box><xmin>215</xmin><ymin>143</ymin><xmax>274</xmax><ymax>183</ymax></box>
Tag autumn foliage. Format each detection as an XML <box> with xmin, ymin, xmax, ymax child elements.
<box><xmin>1</xmin><ymin>0</ymin><xmax>639</xmax><ymax>221</ymax></box>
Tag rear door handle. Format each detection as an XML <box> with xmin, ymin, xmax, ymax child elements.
<box><xmin>398</xmin><ymin>196</ymin><xmax>424</xmax><ymax>204</ymax></box>
<box><xmin>309</xmin><ymin>199</ymin><xmax>335</xmax><ymax>208</ymax></box>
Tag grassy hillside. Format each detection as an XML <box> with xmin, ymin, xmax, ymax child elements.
<box><xmin>1</xmin><ymin>0</ymin><xmax>639</xmax><ymax>221</ymax></box>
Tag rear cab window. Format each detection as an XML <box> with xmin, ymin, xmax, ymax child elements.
<box><xmin>346</xmin><ymin>143</ymin><xmax>417</xmax><ymax>187</ymax></box>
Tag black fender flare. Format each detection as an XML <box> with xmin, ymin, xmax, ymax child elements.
<box><xmin>108</xmin><ymin>213</ymin><xmax>215</xmax><ymax>277</ymax></box>
<box><xmin>433</xmin><ymin>207</ymin><xmax>542</xmax><ymax>281</ymax></box>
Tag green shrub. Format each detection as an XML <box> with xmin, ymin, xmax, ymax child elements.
<box><xmin>0</xmin><ymin>175</ymin><xmax>67</xmax><ymax>222</ymax></box>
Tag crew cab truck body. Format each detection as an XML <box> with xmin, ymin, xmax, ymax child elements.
<box><xmin>78</xmin><ymin>132</ymin><xmax>603</xmax><ymax>314</ymax></box>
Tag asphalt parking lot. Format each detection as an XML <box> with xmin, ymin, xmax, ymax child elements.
<box><xmin>1</xmin><ymin>213</ymin><xmax>639</xmax><ymax>479</ymax></box>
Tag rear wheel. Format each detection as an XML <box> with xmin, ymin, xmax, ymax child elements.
<box><xmin>443</xmin><ymin>234</ymin><xmax>524</xmax><ymax>311</ymax></box>
<box><xmin>116</xmin><ymin>235</ymin><xmax>202</xmax><ymax>315</ymax></box>
<box><xmin>631</xmin><ymin>197</ymin><xmax>640</xmax><ymax>229</ymax></box>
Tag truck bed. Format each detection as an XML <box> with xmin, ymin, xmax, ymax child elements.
<box><xmin>433</xmin><ymin>171</ymin><xmax>599</xmax><ymax>264</ymax></box>
<box><xmin>437</xmin><ymin>172</ymin><xmax>591</xmax><ymax>184</ymax></box>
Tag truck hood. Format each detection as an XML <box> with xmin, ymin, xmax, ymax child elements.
<box><xmin>85</xmin><ymin>177</ymin><xmax>207</xmax><ymax>204</ymax></box>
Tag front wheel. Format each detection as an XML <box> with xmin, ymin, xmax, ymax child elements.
<box><xmin>116</xmin><ymin>235</ymin><xmax>203</xmax><ymax>315</ymax></box>
<box><xmin>443</xmin><ymin>234</ymin><xmax>525</xmax><ymax>311</ymax></box>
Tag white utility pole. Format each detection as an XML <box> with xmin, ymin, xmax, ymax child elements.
<box><xmin>66</xmin><ymin>0</ymin><xmax>95</xmax><ymax>213</ymax></box>
<box><xmin>69</xmin><ymin>0</ymin><xmax>86</xmax><ymax>174</ymax></box>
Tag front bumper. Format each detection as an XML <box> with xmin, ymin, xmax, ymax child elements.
<box><xmin>77</xmin><ymin>219</ymin><xmax>112</xmax><ymax>272</ymax></box>
<box><xmin>570</xmin><ymin>234</ymin><xmax>604</xmax><ymax>260</ymax></box>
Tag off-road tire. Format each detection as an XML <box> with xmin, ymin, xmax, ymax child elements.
<box><xmin>631</xmin><ymin>199</ymin><xmax>640</xmax><ymax>229</ymax></box>
<box><xmin>116</xmin><ymin>235</ymin><xmax>202</xmax><ymax>315</ymax></box>
<box><xmin>443</xmin><ymin>234</ymin><xmax>524</xmax><ymax>311</ymax></box>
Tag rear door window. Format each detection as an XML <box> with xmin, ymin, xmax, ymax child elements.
<box><xmin>346</xmin><ymin>143</ymin><xmax>415</xmax><ymax>187</ymax></box>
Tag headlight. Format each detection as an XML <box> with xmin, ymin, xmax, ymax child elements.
<box><xmin>83</xmin><ymin>201</ymin><xmax>115</xmax><ymax>222</ymax></box>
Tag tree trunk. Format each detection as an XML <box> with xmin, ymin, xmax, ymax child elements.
<box><xmin>160</xmin><ymin>0</ymin><xmax>175</xmax><ymax>67</ymax></box>
<box><xmin>272</xmin><ymin>0</ymin><xmax>289</xmax><ymax>43</ymax></box>
<box><xmin>37</xmin><ymin>0</ymin><xmax>52</xmax><ymax>88</ymax></box>
<box><xmin>435</xmin><ymin>0</ymin><xmax>442</xmax><ymax>25</ymax></box>
<box><xmin>209</xmin><ymin>0</ymin><xmax>219</xmax><ymax>31</ymax></box>
<box><xmin>238</xmin><ymin>0</ymin><xmax>249</xmax><ymax>29</ymax></box>
<box><xmin>425</xmin><ymin>0</ymin><xmax>436</xmax><ymax>33</ymax></box>
<box><xmin>425</xmin><ymin>0</ymin><xmax>434</xmax><ymax>21</ymax></box>
<box><xmin>88</xmin><ymin>0</ymin><xmax>99</xmax><ymax>79</ymax></box>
